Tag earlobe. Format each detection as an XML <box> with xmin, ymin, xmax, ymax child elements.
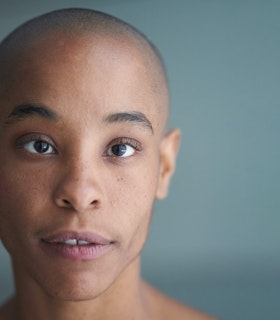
<box><xmin>156</xmin><ymin>128</ymin><xmax>181</xmax><ymax>199</ymax></box>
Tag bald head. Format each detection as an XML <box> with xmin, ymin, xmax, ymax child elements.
<box><xmin>0</xmin><ymin>8</ymin><xmax>169</xmax><ymax>125</ymax></box>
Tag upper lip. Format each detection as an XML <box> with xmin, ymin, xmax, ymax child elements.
<box><xmin>42</xmin><ymin>231</ymin><xmax>113</xmax><ymax>245</ymax></box>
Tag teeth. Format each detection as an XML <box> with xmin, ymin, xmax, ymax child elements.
<box><xmin>63</xmin><ymin>239</ymin><xmax>91</xmax><ymax>246</ymax></box>
<box><xmin>64</xmin><ymin>239</ymin><xmax>77</xmax><ymax>246</ymax></box>
<box><xmin>78</xmin><ymin>240</ymin><xmax>90</xmax><ymax>245</ymax></box>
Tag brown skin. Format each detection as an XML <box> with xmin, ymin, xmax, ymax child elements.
<box><xmin>0</xmin><ymin>33</ymin><xmax>216</xmax><ymax>319</ymax></box>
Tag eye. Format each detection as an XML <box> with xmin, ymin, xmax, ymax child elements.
<box><xmin>106</xmin><ymin>137</ymin><xmax>142</xmax><ymax>158</ymax></box>
<box><xmin>24</xmin><ymin>140</ymin><xmax>55</xmax><ymax>154</ymax></box>
<box><xmin>15</xmin><ymin>134</ymin><xmax>57</xmax><ymax>155</ymax></box>
<box><xmin>107</xmin><ymin>144</ymin><xmax>135</xmax><ymax>157</ymax></box>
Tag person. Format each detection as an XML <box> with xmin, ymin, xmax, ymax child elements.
<box><xmin>0</xmin><ymin>8</ymin><xmax>216</xmax><ymax>320</ymax></box>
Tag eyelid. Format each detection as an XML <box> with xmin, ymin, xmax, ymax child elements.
<box><xmin>15</xmin><ymin>133</ymin><xmax>58</xmax><ymax>153</ymax></box>
<box><xmin>106</xmin><ymin>137</ymin><xmax>143</xmax><ymax>152</ymax></box>
<box><xmin>105</xmin><ymin>137</ymin><xmax>143</xmax><ymax>160</ymax></box>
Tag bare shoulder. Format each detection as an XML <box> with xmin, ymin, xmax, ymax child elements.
<box><xmin>143</xmin><ymin>282</ymin><xmax>218</xmax><ymax>320</ymax></box>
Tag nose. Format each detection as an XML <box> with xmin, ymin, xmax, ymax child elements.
<box><xmin>53</xmin><ymin>158</ymin><xmax>102</xmax><ymax>213</ymax></box>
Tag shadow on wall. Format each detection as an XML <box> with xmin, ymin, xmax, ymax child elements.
<box><xmin>0</xmin><ymin>243</ymin><xmax>14</xmax><ymax>303</ymax></box>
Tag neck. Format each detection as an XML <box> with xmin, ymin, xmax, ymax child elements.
<box><xmin>12</xmin><ymin>257</ymin><xmax>150</xmax><ymax>320</ymax></box>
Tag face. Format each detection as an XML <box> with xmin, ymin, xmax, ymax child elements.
<box><xmin>0</xmin><ymin>33</ymin><xmax>179</xmax><ymax>301</ymax></box>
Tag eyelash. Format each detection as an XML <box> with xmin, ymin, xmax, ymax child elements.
<box><xmin>15</xmin><ymin>134</ymin><xmax>57</xmax><ymax>155</ymax></box>
<box><xmin>15</xmin><ymin>134</ymin><xmax>142</xmax><ymax>158</ymax></box>
<box><xmin>105</xmin><ymin>137</ymin><xmax>143</xmax><ymax>158</ymax></box>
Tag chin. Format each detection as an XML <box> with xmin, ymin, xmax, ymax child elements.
<box><xmin>15</xmin><ymin>261</ymin><xmax>115</xmax><ymax>302</ymax></box>
<box><xmin>42</xmin><ymin>274</ymin><xmax>111</xmax><ymax>301</ymax></box>
<box><xmin>53</xmin><ymin>289</ymin><xmax>102</xmax><ymax>302</ymax></box>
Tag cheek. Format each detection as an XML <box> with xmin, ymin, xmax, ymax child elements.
<box><xmin>110</xmin><ymin>162</ymin><xmax>160</xmax><ymax>244</ymax></box>
<box><xmin>0</xmin><ymin>167</ymin><xmax>48</xmax><ymax>249</ymax></box>
<box><xmin>114</xmin><ymin>162</ymin><xmax>159</xmax><ymax>210</ymax></box>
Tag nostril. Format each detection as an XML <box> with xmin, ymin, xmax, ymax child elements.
<box><xmin>61</xmin><ymin>198</ymin><xmax>98</xmax><ymax>209</ymax></box>
<box><xmin>63</xmin><ymin>199</ymin><xmax>71</xmax><ymax>206</ymax></box>
<box><xmin>55</xmin><ymin>191</ymin><xmax>100</xmax><ymax>211</ymax></box>
<box><xmin>88</xmin><ymin>199</ymin><xmax>100</xmax><ymax>210</ymax></box>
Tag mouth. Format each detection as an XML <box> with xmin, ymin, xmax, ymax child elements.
<box><xmin>61</xmin><ymin>239</ymin><xmax>93</xmax><ymax>246</ymax></box>
<box><xmin>41</xmin><ymin>231</ymin><xmax>114</xmax><ymax>260</ymax></box>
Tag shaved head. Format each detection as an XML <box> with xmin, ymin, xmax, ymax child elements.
<box><xmin>0</xmin><ymin>9</ymin><xmax>183</xmax><ymax>316</ymax></box>
<box><xmin>0</xmin><ymin>8</ymin><xmax>169</xmax><ymax>126</ymax></box>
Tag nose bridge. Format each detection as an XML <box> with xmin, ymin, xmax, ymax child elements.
<box><xmin>54</xmin><ymin>152</ymin><xmax>102</xmax><ymax>212</ymax></box>
<box><xmin>65</xmin><ymin>156</ymin><xmax>93</xmax><ymax>188</ymax></box>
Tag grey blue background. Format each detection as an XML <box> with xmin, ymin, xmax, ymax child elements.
<box><xmin>0</xmin><ymin>1</ymin><xmax>279</xmax><ymax>319</ymax></box>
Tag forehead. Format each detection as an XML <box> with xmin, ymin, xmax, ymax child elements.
<box><xmin>10</xmin><ymin>32</ymin><xmax>153</xmax><ymax>91</ymax></box>
<box><xmin>0</xmin><ymin>32</ymin><xmax>167</xmax><ymax>133</ymax></box>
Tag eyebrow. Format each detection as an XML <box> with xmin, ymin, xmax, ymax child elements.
<box><xmin>104</xmin><ymin>111</ymin><xmax>153</xmax><ymax>133</ymax></box>
<box><xmin>4</xmin><ymin>104</ymin><xmax>59</xmax><ymax>125</ymax></box>
<box><xmin>4</xmin><ymin>104</ymin><xmax>154</xmax><ymax>133</ymax></box>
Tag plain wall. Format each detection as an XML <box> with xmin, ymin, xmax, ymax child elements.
<box><xmin>0</xmin><ymin>1</ymin><xmax>279</xmax><ymax>319</ymax></box>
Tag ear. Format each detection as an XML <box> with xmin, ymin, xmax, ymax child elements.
<box><xmin>156</xmin><ymin>128</ymin><xmax>181</xmax><ymax>199</ymax></box>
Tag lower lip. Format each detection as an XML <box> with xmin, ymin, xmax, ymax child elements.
<box><xmin>41</xmin><ymin>242</ymin><xmax>113</xmax><ymax>260</ymax></box>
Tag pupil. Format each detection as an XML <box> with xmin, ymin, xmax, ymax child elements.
<box><xmin>34</xmin><ymin>141</ymin><xmax>49</xmax><ymax>153</ymax></box>
<box><xmin>112</xmin><ymin>144</ymin><xmax>127</xmax><ymax>156</ymax></box>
